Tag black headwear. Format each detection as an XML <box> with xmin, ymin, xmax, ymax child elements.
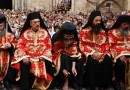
<box><xmin>61</xmin><ymin>22</ymin><xmax>77</xmax><ymax>35</ymax></box>
<box><xmin>52</xmin><ymin>22</ymin><xmax>79</xmax><ymax>45</ymax></box>
<box><xmin>0</xmin><ymin>13</ymin><xmax>6</xmax><ymax>24</ymax></box>
<box><xmin>82</xmin><ymin>10</ymin><xmax>106</xmax><ymax>30</ymax></box>
<box><xmin>0</xmin><ymin>13</ymin><xmax>12</xmax><ymax>33</ymax></box>
<box><xmin>20</xmin><ymin>11</ymin><xmax>47</xmax><ymax>35</ymax></box>
<box><xmin>111</xmin><ymin>15</ymin><xmax>130</xmax><ymax>29</ymax></box>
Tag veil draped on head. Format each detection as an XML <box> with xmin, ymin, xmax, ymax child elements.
<box><xmin>82</xmin><ymin>10</ymin><xmax>106</xmax><ymax>30</ymax></box>
<box><xmin>20</xmin><ymin>12</ymin><xmax>47</xmax><ymax>35</ymax></box>
<box><xmin>0</xmin><ymin>13</ymin><xmax>12</xmax><ymax>33</ymax></box>
<box><xmin>111</xmin><ymin>15</ymin><xmax>130</xmax><ymax>29</ymax></box>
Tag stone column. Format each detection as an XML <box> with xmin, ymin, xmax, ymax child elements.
<box><xmin>71</xmin><ymin>0</ymin><xmax>75</xmax><ymax>13</ymax></box>
<box><xmin>53</xmin><ymin>0</ymin><xmax>56</xmax><ymax>6</ymax></box>
<box><xmin>17</xmin><ymin>0</ymin><xmax>21</xmax><ymax>10</ymax></box>
<box><xmin>21</xmin><ymin>0</ymin><xmax>23</xmax><ymax>11</ymax></box>
<box><xmin>12</xmin><ymin>0</ymin><xmax>15</xmax><ymax>9</ymax></box>
<box><xmin>24</xmin><ymin>0</ymin><xmax>27</xmax><ymax>9</ymax></box>
<box><xmin>56</xmin><ymin>0</ymin><xmax>59</xmax><ymax>4</ymax></box>
<box><xmin>127</xmin><ymin>0</ymin><xmax>130</xmax><ymax>10</ymax></box>
<box><xmin>14</xmin><ymin>0</ymin><xmax>18</xmax><ymax>10</ymax></box>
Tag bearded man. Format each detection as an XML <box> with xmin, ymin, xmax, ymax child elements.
<box><xmin>79</xmin><ymin>10</ymin><xmax>113</xmax><ymax>90</ymax></box>
<box><xmin>11</xmin><ymin>12</ymin><xmax>54</xmax><ymax>90</ymax></box>
<box><xmin>108</xmin><ymin>15</ymin><xmax>130</xmax><ymax>90</ymax></box>
<box><xmin>0</xmin><ymin>13</ymin><xmax>17</xmax><ymax>90</ymax></box>
<box><xmin>52</xmin><ymin>22</ymin><xmax>84</xmax><ymax>90</ymax></box>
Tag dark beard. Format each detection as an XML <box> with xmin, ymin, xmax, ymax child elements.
<box><xmin>91</xmin><ymin>24</ymin><xmax>101</xmax><ymax>34</ymax></box>
<box><xmin>120</xmin><ymin>27</ymin><xmax>129</xmax><ymax>36</ymax></box>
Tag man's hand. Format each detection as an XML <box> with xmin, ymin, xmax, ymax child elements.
<box><xmin>63</xmin><ymin>69</ymin><xmax>70</xmax><ymax>77</ymax></box>
<box><xmin>72</xmin><ymin>67</ymin><xmax>77</xmax><ymax>76</ymax></box>
<box><xmin>92</xmin><ymin>52</ymin><xmax>103</xmax><ymax>60</ymax></box>
<box><xmin>23</xmin><ymin>57</ymin><xmax>30</xmax><ymax>65</ymax></box>
<box><xmin>2</xmin><ymin>42</ymin><xmax>11</xmax><ymax>49</ymax></box>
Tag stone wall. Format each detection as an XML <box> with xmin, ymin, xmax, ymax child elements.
<box><xmin>127</xmin><ymin>0</ymin><xmax>130</xmax><ymax>11</ymax></box>
<box><xmin>27</xmin><ymin>0</ymin><xmax>52</xmax><ymax>11</ymax></box>
<box><xmin>68</xmin><ymin>0</ymin><xmax>127</xmax><ymax>13</ymax></box>
<box><xmin>13</xmin><ymin>0</ymin><xmax>130</xmax><ymax>13</ymax></box>
<box><xmin>73</xmin><ymin>0</ymin><xmax>88</xmax><ymax>14</ymax></box>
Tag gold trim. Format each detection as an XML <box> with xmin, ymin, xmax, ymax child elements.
<box><xmin>11</xmin><ymin>55</ymin><xmax>30</xmax><ymax>64</ymax></box>
<box><xmin>0</xmin><ymin>52</ymin><xmax>3</xmax><ymax>71</ymax></box>
<box><xmin>39</xmin><ymin>56</ymin><xmax>52</xmax><ymax>62</ymax></box>
<box><xmin>54</xmin><ymin>54</ymin><xmax>61</xmax><ymax>76</ymax></box>
<box><xmin>43</xmin><ymin>61</ymin><xmax>47</xmax><ymax>79</ymax></box>
<box><xmin>114</xmin><ymin>53</ymin><xmax>130</xmax><ymax>62</ymax></box>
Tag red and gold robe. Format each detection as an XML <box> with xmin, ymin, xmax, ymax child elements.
<box><xmin>108</xmin><ymin>29</ymin><xmax>130</xmax><ymax>62</ymax></box>
<box><xmin>79</xmin><ymin>28</ymin><xmax>110</xmax><ymax>62</ymax></box>
<box><xmin>11</xmin><ymin>28</ymin><xmax>52</xmax><ymax>90</ymax></box>
<box><xmin>0</xmin><ymin>32</ymin><xmax>16</xmax><ymax>82</ymax></box>
<box><xmin>52</xmin><ymin>39</ymin><xmax>81</xmax><ymax>75</ymax></box>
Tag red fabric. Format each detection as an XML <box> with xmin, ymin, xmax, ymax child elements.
<box><xmin>12</xmin><ymin>28</ymin><xmax>52</xmax><ymax>80</ymax></box>
<box><xmin>108</xmin><ymin>29</ymin><xmax>130</xmax><ymax>61</ymax></box>
<box><xmin>79</xmin><ymin>28</ymin><xmax>110</xmax><ymax>57</ymax></box>
<box><xmin>0</xmin><ymin>32</ymin><xmax>16</xmax><ymax>81</ymax></box>
<box><xmin>52</xmin><ymin>39</ymin><xmax>81</xmax><ymax>71</ymax></box>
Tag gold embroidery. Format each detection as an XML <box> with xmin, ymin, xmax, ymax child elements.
<box><xmin>93</xmin><ymin>33</ymin><xmax>97</xmax><ymax>51</ymax></box>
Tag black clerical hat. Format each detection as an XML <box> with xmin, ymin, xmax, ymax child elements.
<box><xmin>21</xmin><ymin>12</ymin><xmax>47</xmax><ymax>35</ymax></box>
<box><xmin>52</xmin><ymin>22</ymin><xmax>79</xmax><ymax>45</ymax></box>
<box><xmin>0</xmin><ymin>13</ymin><xmax>6</xmax><ymax>24</ymax></box>
<box><xmin>61</xmin><ymin>22</ymin><xmax>76</xmax><ymax>35</ymax></box>
<box><xmin>82</xmin><ymin>10</ymin><xmax>105</xmax><ymax>30</ymax></box>
<box><xmin>27</xmin><ymin>12</ymin><xmax>41</xmax><ymax>21</ymax></box>
<box><xmin>0</xmin><ymin>13</ymin><xmax>12</xmax><ymax>33</ymax></box>
<box><xmin>111</xmin><ymin>15</ymin><xmax>130</xmax><ymax>29</ymax></box>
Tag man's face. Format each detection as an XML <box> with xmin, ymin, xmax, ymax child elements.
<box><xmin>0</xmin><ymin>22</ymin><xmax>4</xmax><ymax>31</ymax></box>
<box><xmin>30</xmin><ymin>19</ymin><xmax>40</xmax><ymax>31</ymax></box>
<box><xmin>120</xmin><ymin>22</ymin><xmax>129</xmax><ymax>30</ymax></box>
<box><xmin>63</xmin><ymin>34</ymin><xmax>74</xmax><ymax>44</ymax></box>
<box><xmin>120</xmin><ymin>22</ymin><xmax>130</xmax><ymax>36</ymax></box>
<box><xmin>93</xmin><ymin>16</ymin><xmax>101</xmax><ymax>26</ymax></box>
<box><xmin>63</xmin><ymin>34</ymin><xmax>74</xmax><ymax>40</ymax></box>
<box><xmin>91</xmin><ymin>16</ymin><xmax>102</xmax><ymax>34</ymax></box>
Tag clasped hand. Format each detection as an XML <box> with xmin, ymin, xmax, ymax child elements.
<box><xmin>92</xmin><ymin>52</ymin><xmax>103</xmax><ymax>61</ymax></box>
<box><xmin>2</xmin><ymin>42</ymin><xmax>11</xmax><ymax>49</ymax></box>
<box><xmin>23</xmin><ymin>57</ymin><xmax>30</xmax><ymax>65</ymax></box>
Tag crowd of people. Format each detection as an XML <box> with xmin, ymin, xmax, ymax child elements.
<box><xmin>0</xmin><ymin>8</ymin><xmax>121</xmax><ymax>39</ymax></box>
<box><xmin>0</xmin><ymin>8</ymin><xmax>130</xmax><ymax>90</ymax></box>
<box><xmin>55</xmin><ymin>0</ymin><xmax>71</xmax><ymax>14</ymax></box>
